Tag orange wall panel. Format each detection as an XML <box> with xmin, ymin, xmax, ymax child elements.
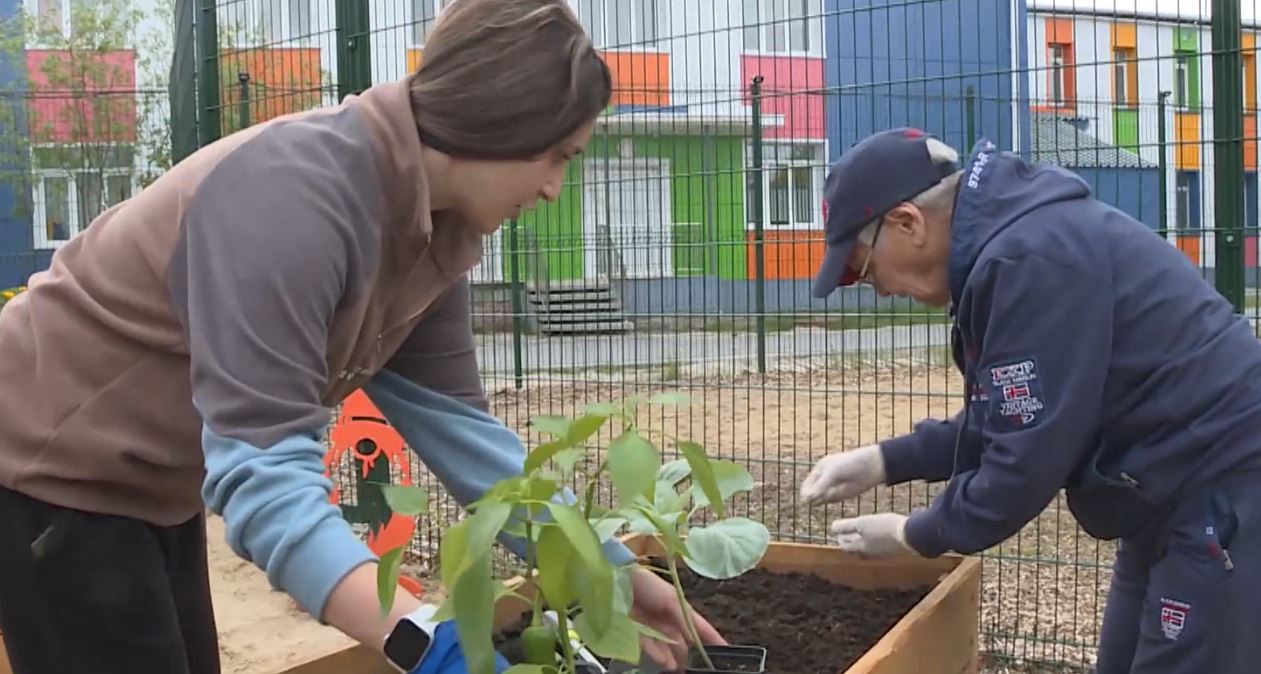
<box><xmin>1176</xmin><ymin>236</ymin><xmax>1201</xmax><ymax>266</ymax></box>
<box><xmin>219</xmin><ymin>47</ymin><xmax>323</xmax><ymax>127</ymax></box>
<box><xmin>600</xmin><ymin>51</ymin><xmax>670</xmax><ymax>107</ymax></box>
<box><xmin>745</xmin><ymin>231</ymin><xmax>827</xmax><ymax>280</ymax></box>
<box><xmin>1048</xmin><ymin>18</ymin><xmax>1074</xmax><ymax>43</ymax></box>
<box><xmin>1247</xmin><ymin>115</ymin><xmax>1257</xmax><ymax>170</ymax></box>
<box><xmin>1176</xmin><ymin>113</ymin><xmax>1201</xmax><ymax>169</ymax></box>
<box><xmin>407</xmin><ymin>48</ymin><xmax>423</xmax><ymax>73</ymax></box>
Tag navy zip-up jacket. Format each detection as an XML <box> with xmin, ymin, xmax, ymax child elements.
<box><xmin>881</xmin><ymin>139</ymin><xmax>1261</xmax><ymax>558</ymax></box>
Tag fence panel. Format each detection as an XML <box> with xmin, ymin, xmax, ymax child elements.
<box><xmin>177</xmin><ymin>1</ymin><xmax>1261</xmax><ymax>673</ymax></box>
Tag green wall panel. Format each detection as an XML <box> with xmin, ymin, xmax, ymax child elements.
<box><xmin>1113</xmin><ymin>108</ymin><xmax>1140</xmax><ymax>154</ymax></box>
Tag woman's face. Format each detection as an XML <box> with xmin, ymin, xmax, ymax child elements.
<box><xmin>447</xmin><ymin>120</ymin><xmax>596</xmax><ymax>235</ymax></box>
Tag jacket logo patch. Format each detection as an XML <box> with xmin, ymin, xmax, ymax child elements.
<box><xmin>987</xmin><ymin>357</ymin><xmax>1045</xmax><ymax>427</ymax></box>
<box><xmin>1159</xmin><ymin>597</ymin><xmax>1189</xmax><ymax>640</ymax></box>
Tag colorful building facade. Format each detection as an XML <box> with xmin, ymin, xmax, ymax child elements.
<box><xmin>0</xmin><ymin>0</ymin><xmax>1256</xmax><ymax>293</ymax></box>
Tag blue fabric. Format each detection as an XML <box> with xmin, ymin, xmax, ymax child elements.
<box><xmin>883</xmin><ymin>138</ymin><xmax>1261</xmax><ymax>558</ymax></box>
<box><xmin>413</xmin><ymin>621</ymin><xmax>510</xmax><ymax>674</ymax></box>
<box><xmin>199</xmin><ymin>420</ymin><xmax>376</xmax><ymax>621</ymax></box>
<box><xmin>362</xmin><ymin>368</ymin><xmax>637</xmax><ymax>566</ymax></box>
<box><xmin>1095</xmin><ymin>472</ymin><xmax>1260</xmax><ymax>673</ymax></box>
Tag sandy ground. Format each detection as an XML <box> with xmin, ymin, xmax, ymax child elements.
<box><xmin>221</xmin><ymin>352</ymin><xmax>1109</xmax><ymax>673</ymax></box>
<box><xmin>208</xmin><ymin>515</ymin><xmax>445</xmax><ymax>674</ymax></box>
<box><xmin>208</xmin><ymin>515</ymin><xmax>355</xmax><ymax>674</ymax></box>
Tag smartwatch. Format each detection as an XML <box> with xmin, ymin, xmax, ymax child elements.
<box><xmin>383</xmin><ymin>604</ymin><xmax>439</xmax><ymax>673</ymax></box>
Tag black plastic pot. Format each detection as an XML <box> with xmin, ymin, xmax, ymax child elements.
<box><xmin>684</xmin><ymin>645</ymin><xmax>767</xmax><ymax>673</ymax></box>
<box><xmin>573</xmin><ymin>664</ymin><xmax>603</xmax><ymax>674</ymax></box>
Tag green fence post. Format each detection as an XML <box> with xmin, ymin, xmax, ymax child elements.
<box><xmin>336</xmin><ymin>0</ymin><xmax>373</xmax><ymax>100</ymax></box>
<box><xmin>1158</xmin><ymin>91</ymin><xmax>1171</xmax><ymax>238</ymax></box>
<box><xmin>750</xmin><ymin>76</ymin><xmax>766</xmax><ymax>374</ymax></box>
<box><xmin>1213</xmin><ymin>0</ymin><xmax>1245</xmax><ymax>310</ymax></box>
<box><xmin>237</xmin><ymin>72</ymin><xmax>251</xmax><ymax>130</ymax></box>
<box><xmin>965</xmin><ymin>85</ymin><xmax>976</xmax><ymax>149</ymax></box>
<box><xmin>508</xmin><ymin>219</ymin><xmax>525</xmax><ymax>389</ymax></box>
<box><xmin>195</xmin><ymin>0</ymin><xmax>221</xmax><ymax>146</ymax></box>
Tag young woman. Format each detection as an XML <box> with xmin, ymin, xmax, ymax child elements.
<box><xmin>0</xmin><ymin>1</ymin><xmax>724</xmax><ymax>672</ymax></box>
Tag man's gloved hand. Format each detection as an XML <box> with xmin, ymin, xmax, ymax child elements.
<box><xmin>800</xmin><ymin>444</ymin><xmax>887</xmax><ymax>504</ymax></box>
<box><xmin>411</xmin><ymin>620</ymin><xmax>510</xmax><ymax>674</ymax></box>
<box><xmin>830</xmin><ymin>513</ymin><xmax>916</xmax><ymax>558</ymax></box>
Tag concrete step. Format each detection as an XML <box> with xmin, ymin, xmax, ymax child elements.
<box><xmin>540</xmin><ymin>319</ymin><xmax>636</xmax><ymax>334</ymax></box>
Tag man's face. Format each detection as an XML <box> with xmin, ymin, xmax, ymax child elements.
<box><xmin>845</xmin><ymin>202</ymin><xmax>953</xmax><ymax>307</ymax></box>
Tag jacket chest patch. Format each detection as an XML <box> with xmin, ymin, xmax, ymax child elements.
<box><xmin>986</xmin><ymin>357</ymin><xmax>1046</xmax><ymax>427</ymax></box>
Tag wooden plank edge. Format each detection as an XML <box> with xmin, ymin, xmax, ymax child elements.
<box><xmin>842</xmin><ymin>555</ymin><xmax>982</xmax><ymax>674</ymax></box>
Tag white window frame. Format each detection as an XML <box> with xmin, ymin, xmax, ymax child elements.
<box><xmin>1049</xmin><ymin>43</ymin><xmax>1066</xmax><ymax>107</ymax></box>
<box><xmin>1175</xmin><ymin>53</ymin><xmax>1191</xmax><ymax>110</ymax></box>
<box><xmin>742</xmin><ymin>0</ymin><xmax>820</xmax><ymax>56</ymax></box>
<box><xmin>31</xmin><ymin>158</ymin><xmax>135</xmax><ymax>250</ymax></box>
<box><xmin>410</xmin><ymin>0</ymin><xmax>450</xmax><ymax>48</ymax></box>
<box><xmin>1113</xmin><ymin>47</ymin><xmax>1133</xmax><ymax>106</ymax></box>
<box><xmin>746</xmin><ymin>141</ymin><xmax>826</xmax><ymax>231</ymax></box>
<box><xmin>577</xmin><ymin>0</ymin><xmax>661</xmax><ymax>50</ymax></box>
<box><xmin>25</xmin><ymin>0</ymin><xmax>71</xmax><ymax>44</ymax></box>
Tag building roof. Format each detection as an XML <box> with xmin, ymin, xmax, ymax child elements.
<box><xmin>1029</xmin><ymin>113</ymin><xmax>1157</xmax><ymax>169</ymax></box>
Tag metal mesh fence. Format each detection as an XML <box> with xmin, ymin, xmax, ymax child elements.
<box><xmin>185</xmin><ymin>0</ymin><xmax>1261</xmax><ymax>672</ymax></box>
<box><xmin>0</xmin><ymin>0</ymin><xmax>1256</xmax><ymax>672</ymax></box>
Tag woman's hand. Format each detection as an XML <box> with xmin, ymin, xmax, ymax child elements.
<box><xmin>627</xmin><ymin>565</ymin><xmax>727</xmax><ymax>671</ymax></box>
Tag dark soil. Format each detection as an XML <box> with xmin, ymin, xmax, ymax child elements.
<box><xmin>677</xmin><ymin>565</ymin><xmax>931</xmax><ymax>673</ymax></box>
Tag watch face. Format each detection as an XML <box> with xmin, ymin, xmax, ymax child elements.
<box><xmin>384</xmin><ymin>620</ymin><xmax>433</xmax><ymax>670</ymax></box>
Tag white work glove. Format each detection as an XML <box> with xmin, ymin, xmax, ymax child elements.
<box><xmin>800</xmin><ymin>444</ymin><xmax>887</xmax><ymax>504</ymax></box>
<box><xmin>831</xmin><ymin>513</ymin><xmax>915</xmax><ymax>558</ymax></box>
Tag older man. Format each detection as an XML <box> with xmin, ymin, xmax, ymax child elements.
<box><xmin>800</xmin><ymin>128</ymin><xmax>1260</xmax><ymax>673</ymax></box>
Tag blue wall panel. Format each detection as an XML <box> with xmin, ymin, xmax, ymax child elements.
<box><xmin>824</xmin><ymin>0</ymin><xmax>1024</xmax><ymax>161</ymax></box>
<box><xmin>0</xmin><ymin>0</ymin><xmax>35</xmax><ymax>288</ymax></box>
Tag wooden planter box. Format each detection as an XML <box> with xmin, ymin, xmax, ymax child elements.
<box><xmin>274</xmin><ymin>538</ymin><xmax>981</xmax><ymax>674</ymax></box>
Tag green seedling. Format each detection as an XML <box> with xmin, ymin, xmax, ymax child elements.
<box><xmin>374</xmin><ymin>391</ymin><xmax>769</xmax><ymax>674</ymax></box>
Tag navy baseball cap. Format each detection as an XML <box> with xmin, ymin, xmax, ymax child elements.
<box><xmin>810</xmin><ymin>127</ymin><xmax>960</xmax><ymax>298</ymax></box>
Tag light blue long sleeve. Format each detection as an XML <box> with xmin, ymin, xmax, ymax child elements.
<box><xmin>362</xmin><ymin>368</ymin><xmax>637</xmax><ymax>566</ymax></box>
<box><xmin>200</xmin><ymin>421</ymin><xmax>377</xmax><ymax>621</ymax></box>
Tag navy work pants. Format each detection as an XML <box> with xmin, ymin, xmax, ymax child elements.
<box><xmin>1095</xmin><ymin>469</ymin><xmax>1260</xmax><ymax>673</ymax></box>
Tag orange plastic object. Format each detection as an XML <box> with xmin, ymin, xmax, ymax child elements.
<box><xmin>325</xmin><ymin>389</ymin><xmax>423</xmax><ymax>597</ymax></box>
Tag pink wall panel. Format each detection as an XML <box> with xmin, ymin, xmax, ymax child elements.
<box><xmin>740</xmin><ymin>55</ymin><xmax>825</xmax><ymax>140</ymax></box>
<box><xmin>25</xmin><ymin>50</ymin><xmax>137</xmax><ymax>144</ymax></box>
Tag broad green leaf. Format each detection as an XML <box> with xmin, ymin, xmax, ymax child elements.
<box><xmin>552</xmin><ymin>448</ymin><xmax>584</xmax><ymax>475</ymax></box>
<box><xmin>376</xmin><ymin>546</ymin><xmax>405</xmax><ymax>616</ymax></box>
<box><xmin>633</xmin><ymin>505</ymin><xmax>687</xmax><ymax>557</ymax></box>
<box><xmin>631</xmin><ymin>618</ymin><xmax>680</xmax><ymax>645</ymax></box>
<box><xmin>608</xmin><ymin>431</ymin><xmax>660</xmax><ymax>507</ymax></box>
<box><xmin>575</xmin><ymin>609</ymin><xmax>641</xmax><ymax>663</ymax></box>
<box><xmin>567</xmin><ymin>413</ymin><xmax>610</xmax><ymax>446</ymax></box>
<box><xmin>431</xmin><ymin>592</ymin><xmax>457</xmax><ymax>622</ymax></box>
<box><xmin>691</xmin><ymin>460</ymin><xmax>756</xmax><ymax>511</ymax></box>
<box><xmin>452</xmin><ymin>553</ymin><xmax>497</xmax><ymax>674</ymax></box>
<box><xmin>443</xmin><ymin>502</ymin><xmax>512</xmax><ymax>587</ymax></box>
<box><xmin>612</xmin><ymin>565</ymin><xmax>635</xmax><ymax>614</ymax></box>
<box><xmin>545</xmin><ymin>502</ymin><xmax>614</xmax><ymax>635</ymax></box>
<box><xmin>503</xmin><ymin>665</ymin><xmax>557</xmax><ymax>674</ymax></box>
<box><xmin>592</xmin><ymin>516</ymin><xmax>628</xmax><ymax>542</ymax></box>
<box><xmin>653</xmin><ymin>479</ymin><xmax>690</xmax><ymax>517</ymax></box>
<box><xmin>657</xmin><ymin>459</ymin><xmax>692</xmax><ymax>486</ymax></box>
<box><xmin>624</xmin><ymin>508</ymin><xmax>658</xmax><ymax>535</ymax></box>
<box><xmin>439</xmin><ymin>518</ymin><xmax>471</xmax><ymax>588</ymax></box>
<box><xmin>678</xmin><ymin>442</ymin><xmax>724</xmax><ymax>519</ymax></box>
<box><xmin>379</xmin><ymin>484</ymin><xmax>429</xmax><ymax>516</ymax></box>
<box><xmin>535</xmin><ymin>526</ymin><xmax>575</xmax><ymax>609</ymax></box>
<box><xmin>530</xmin><ymin>415</ymin><xmax>571</xmax><ymax>438</ymax></box>
<box><xmin>649</xmin><ymin>391</ymin><xmax>692</xmax><ymax>406</ymax></box>
<box><xmin>525</xmin><ymin>477</ymin><xmax>559</xmax><ymax>503</ymax></box>
<box><xmin>683</xmin><ymin>518</ymin><xmax>770</xmax><ymax>580</ymax></box>
<box><xmin>524</xmin><ymin>440</ymin><xmax>567</xmax><ymax>474</ymax></box>
<box><xmin>584</xmin><ymin>402</ymin><xmax>623</xmax><ymax>417</ymax></box>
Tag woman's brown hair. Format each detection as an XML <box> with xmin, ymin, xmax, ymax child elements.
<box><xmin>408</xmin><ymin>0</ymin><xmax>613</xmax><ymax>160</ymax></box>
